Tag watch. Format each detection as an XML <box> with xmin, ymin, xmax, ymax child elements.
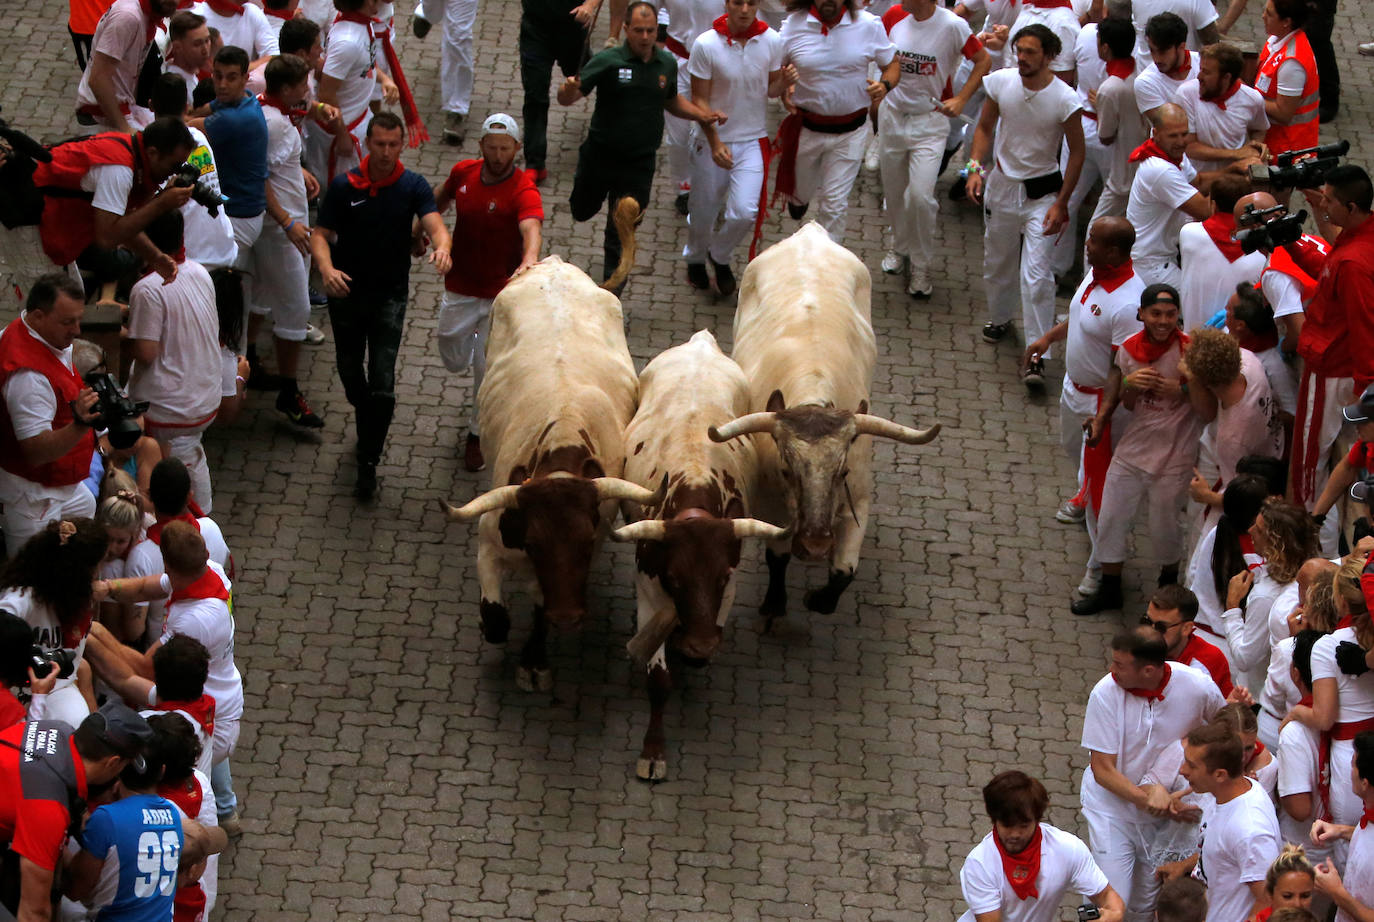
<box><xmin>880</xmin><ymin>79</ymin><xmax>893</xmax><ymax>92</ymax></box>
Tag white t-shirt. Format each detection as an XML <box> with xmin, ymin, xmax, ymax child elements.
<box><xmin>663</xmin><ymin>0</ymin><xmax>718</xmax><ymax>52</ymax></box>
<box><xmin>1130</xmin><ymin>0</ymin><xmax>1217</xmax><ymax>70</ymax></box>
<box><xmin>781</xmin><ymin>8</ymin><xmax>895</xmax><ymax>116</ymax></box>
<box><xmin>1215</xmin><ymin>349</ymin><xmax>1285</xmax><ymax>485</ymax></box>
<box><xmin>263</xmin><ymin>105</ymin><xmax>308</xmax><ymax>222</ymax></box>
<box><xmin>1262</xmin><ymin>242</ymin><xmax>1316</xmax><ymax>319</ymax></box>
<box><xmin>1259</xmin><ymin>33</ymin><xmax>1310</xmax><ymax>99</ymax></box>
<box><xmin>1276</xmin><ymin>718</ymin><xmax>1324</xmax><ymax>847</ymax></box>
<box><xmin>1256</xmin><ymin>346</ymin><xmax>1299</xmax><ymax>417</ymax></box>
<box><xmin>1064</xmin><ymin>268</ymin><xmax>1146</xmax><ymax>402</ymax></box>
<box><xmin>1176</xmin><ymin>78</ymin><xmax>1268</xmax><ymax>174</ymax></box>
<box><xmin>163</xmin><ymin>61</ymin><xmax>202</xmax><ymax>108</ymax></box>
<box><xmin>1134</xmin><ymin>52</ymin><xmax>1200</xmax><ymax>115</ymax></box>
<box><xmin>1177</xmin><ymin>220</ymin><xmax>1267</xmax><ymax>332</ymax></box>
<box><xmin>1003</xmin><ymin>5</ymin><xmax>1080</xmax><ymax>73</ymax></box>
<box><xmin>141</xmin><ymin>701</ymin><xmax>215</xmax><ymax>780</ymax></box>
<box><xmin>1262</xmin><ymin>634</ymin><xmax>1300</xmax><ymax>723</ymax></box>
<box><xmin>180</xmin><ymin>125</ymin><xmax>238</xmax><ymax>271</ymax></box>
<box><xmin>883</xmin><ymin>8</ymin><xmax>981</xmax><ymax>116</ymax></box>
<box><xmin>125</xmin><ymin>518</ymin><xmax>232</xmax><ymax>645</ymax></box>
<box><xmin>687</xmin><ymin>26</ymin><xmax>783</xmax><ymax>143</ymax></box>
<box><xmin>1194</xmin><ymin>780</ymin><xmax>1280</xmax><ymax>922</ymax></box>
<box><xmin>157</xmin><ymin>561</ymin><xmax>242</xmax><ymax>723</ymax></box>
<box><xmin>1097</xmin><ymin>72</ymin><xmax>1146</xmax><ymax>196</ymax></box>
<box><xmin>1081</xmin><ymin>662</ymin><xmax>1226</xmax><ymax>820</ymax></box>
<box><xmin>1127</xmin><ymin>153</ymin><xmax>1199</xmax><ymax>268</ymax></box>
<box><xmin>0</xmin><ymin>587</ymin><xmax>86</xmax><ymax>698</ymax></box>
<box><xmin>1074</xmin><ymin>24</ymin><xmax>1105</xmax><ymax>119</ymax></box>
<box><xmin>321</xmin><ymin>18</ymin><xmax>377</xmax><ymax>127</ymax></box>
<box><xmin>983</xmin><ymin>67</ymin><xmax>1082</xmax><ymax>181</ymax></box>
<box><xmin>958</xmin><ymin>824</ymin><xmax>1109</xmax><ymax>922</ymax></box>
<box><xmin>1341</xmin><ymin>821</ymin><xmax>1374</xmax><ymax>922</ymax></box>
<box><xmin>962</xmin><ymin>0</ymin><xmax>1020</xmax><ymax>34</ymax></box>
<box><xmin>75</xmin><ymin>0</ymin><xmax>152</xmax><ymax>112</ymax></box>
<box><xmin>191</xmin><ymin>2</ymin><xmax>278</xmax><ymax>58</ymax></box>
<box><xmin>1312</xmin><ymin>627</ymin><xmax>1374</xmax><ymax>723</ymax></box>
<box><xmin>80</xmin><ymin>164</ymin><xmax>135</xmax><ymax>217</ymax></box>
<box><xmin>127</xmin><ymin>260</ymin><xmax>223</xmax><ymax>427</ymax></box>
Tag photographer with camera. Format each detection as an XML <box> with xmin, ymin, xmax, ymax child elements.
<box><xmin>0</xmin><ymin>275</ymin><xmax>102</xmax><ymax>556</ymax></box>
<box><xmin>0</xmin><ymin>702</ymin><xmax>154</xmax><ymax>922</ymax></box>
<box><xmin>1282</xmin><ymin>165</ymin><xmax>1374</xmax><ymax>552</ymax></box>
<box><xmin>0</xmin><ymin>611</ymin><xmax>61</xmax><ymax>727</ymax></box>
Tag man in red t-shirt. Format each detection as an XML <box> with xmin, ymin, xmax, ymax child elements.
<box><xmin>1311</xmin><ymin>383</ymin><xmax>1374</xmax><ymax>543</ymax></box>
<box><xmin>0</xmin><ymin>702</ymin><xmax>152</xmax><ymax>920</ymax></box>
<box><xmin>430</xmin><ymin>113</ymin><xmax>544</xmax><ymax>473</ymax></box>
<box><xmin>1141</xmin><ymin>584</ymin><xmax>1235</xmax><ymax>696</ymax></box>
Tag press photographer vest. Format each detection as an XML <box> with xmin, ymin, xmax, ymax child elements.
<box><xmin>30</xmin><ymin>132</ymin><xmax>158</xmax><ymax>267</ymax></box>
<box><xmin>0</xmin><ymin>317</ymin><xmax>95</xmax><ymax>487</ymax></box>
<box><xmin>1256</xmin><ymin>32</ymin><xmax>1319</xmax><ymax>155</ymax></box>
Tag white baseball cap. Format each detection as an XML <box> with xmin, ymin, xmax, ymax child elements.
<box><xmin>481</xmin><ymin>113</ymin><xmax>521</xmax><ymax>144</ymax></box>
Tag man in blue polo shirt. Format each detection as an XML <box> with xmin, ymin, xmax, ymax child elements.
<box><xmin>310</xmin><ymin>112</ymin><xmax>453</xmax><ymax>500</ymax></box>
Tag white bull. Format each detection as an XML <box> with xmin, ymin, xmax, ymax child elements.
<box><xmin>611</xmin><ymin>330</ymin><xmax>787</xmax><ymax>781</ymax></box>
<box><xmin>439</xmin><ymin>254</ymin><xmax>659</xmax><ymax>691</ymax></box>
<box><xmin>709</xmin><ymin>222</ymin><xmax>941</xmax><ymax>625</ymax></box>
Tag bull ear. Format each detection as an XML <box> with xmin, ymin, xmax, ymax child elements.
<box><xmin>724</xmin><ymin>496</ymin><xmax>744</xmax><ymax>519</ymax></box>
<box><xmin>766</xmin><ymin>389</ymin><xmax>786</xmax><ymax>413</ymax></box>
<box><xmin>498</xmin><ymin>508</ymin><xmax>527</xmax><ymax>549</ymax></box>
<box><xmin>636</xmin><ymin>539</ymin><xmax>666</xmax><ymax>580</ymax></box>
<box><xmin>857</xmin><ymin>399</ymin><xmax>868</xmax><ymax>415</ymax></box>
<box><xmin>508</xmin><ymin>465</ymin><xmax>528</xmax><ymax>486</ymax></box>
<box><xmin>581</xmin><ymin>457</ymin><xmax>606</xmax><ymax>479</ymax></box>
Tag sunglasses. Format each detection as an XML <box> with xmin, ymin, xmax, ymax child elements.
<box><xmin>1140</xmin><ymin>613</ymin><xmax>1183</xmax><ymax>633</ymax></box>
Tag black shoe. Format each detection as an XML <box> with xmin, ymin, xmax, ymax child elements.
<box><xmin>1319</xmin><ymin>106</ymin><xmax>1338</xmax><ymax>124</ymax></box>
<box><xmin>463</xmin><ymin>433</ymin><xmax>485</xmax><ymax>472</ymax></box>
<box><xmin>1158</xmin><ymin>565</ymin><xmax>1179</xmax><ymax>587</ymax></box>
<box><xmin>246</xmin><ymin>363</ymin><xmax>286</xmax><ymax>391</ymax></box>
<box><xmin>787</xmin><ymin>201</ymin><xmax>808</xmax><ymax>221</ymax></box>
<box><xmin>276</xmin><ymin>390</ymin><xmax>324</xmax><ymax>429</ymax></box>
<box><xmin>1071</xmin><ymin>574</ymin><xmax>1123</xmax><ymax>615</ymax></box>
<box><xmin>686</xmin><ymin>262</ymin><xmax>710</xmax><ymax>290</ymax></box>
<box><xmin>1021</xmin><ymin>356</ymin><xmax>1046</xmax><ymax>390</ymax></box>
<box><xmin>411</xmin><ymin>13</ymin><xmax>431</xmax><ymax>38</ymax></box>
<box><xmin>712</xmin><ymin>260</ymin><xmax>736</xmax><ymax>297</ymax></box>
<box><xmin>354</xmin><ymin>462</ymin><xmax>378</xmax><ymax>500</ymax></box>
<box><xmin>948</xmin><ymin>175</ymin><xmax>968</xmax><ymax>202</ymax></box>
<box><xmin>938</xmin><ymin>147</ymin><xmax>956</xmax><ymax>177</ymax></box>
<box><xmin>982</xmin><ymin>320</ymin><xmax>1013</xmax><ymax>344</ymax></box>
<box><xmin>674</xmin><ymin>191</ymin><xmax>690</xmax><ymax>216</ymax></box>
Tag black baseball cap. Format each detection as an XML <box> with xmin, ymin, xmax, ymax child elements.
<box><xmin>83</xmin><ymin>701</ymin><xmax>155</xmax><ymax>771</ymax></box>
<box><xmin>1343</xmin><ymin>384</ymin><xmax>1374</xmax><ymax>424</ymax></box>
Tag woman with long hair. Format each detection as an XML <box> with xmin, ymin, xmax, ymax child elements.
<box><xmin>95</xmin><ymin>470</ymin><xmax>146</xmax><ymax>641</ymax></box>
<box><xmin>0</xmin><ymin>518</ymin><xmax>108</xmax><ymax>726</ymax></box>
<box><xmin>1260</xmin><ymin>559</ymin><xmax>1339</xmax><ymax>748</ymax></box>
<box><xmin>1185</xmin><ymin>474</ymin><xmax>1269</xmax><ymax>665</ymax></box>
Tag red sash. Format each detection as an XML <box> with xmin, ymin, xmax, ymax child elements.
<box><xmin>749</xmin><ymin>137</ymin><xmax>773</xmax><ymax>261</ymax></box>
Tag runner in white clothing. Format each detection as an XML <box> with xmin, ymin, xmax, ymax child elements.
<box><xmin>878</xmin><ymin>0</ymin><xmax>989</xmax><ymax>298</ymax></box>
<box><xmin>1050</xmin><ymin>20</ymin><xmax>1109</xmax><ymax>279</ymax></box>
<box><xmin>1125</xmin><ymin>104</ymin><xmax>1211</xmax><ymax>289</ymax></box>
<box><xmin>1311</xmin><ymin>731</ymin><xmax>1374</xmax><ymax>922</ymax></box>
<box><xmin>959</xmin><ymin>770</ymin><xmax>1123</xmax><ymax>922</ymax></box>
<box><xmin>683</xmin><ymin>0</ymin><xmax>792</xmax><ymax>295</ymax></box>
<box><xmin>1092</xmin><ymin>18</ymin><xmax>1145</xmax><ymax>223</ymax></box>
<box><xmin>1134</xmin><ymin>14</ymin><xmax>1199</xmax><ymax>119</ymax></box>
<box><xmin>1128</xmin><ymin>0</ymin><xmax>1219</xmax><ymax>72</ymax></box>
<box><xmin>965</xmin><ymin>24</ymin><xmax>1083</xmax><ymax>388</ymax></box>
<box><xmin>317</xmin><ymin>0</ymin><xmax>399</xmax><ymax>180</ymax></box>
<box><xmin>1176</xmin><ymin>43</ymin><xmax>1268</xmax><ymax>175</ymax></box>
<box><xmin>661</xmin><ymin>0</ymin><xmax>722</xmax><ymax>212</ymax></box>
<box><xmin>192</xmin><ymin>0</ymin><xmax>280</xmax><ymax>61</ymax></box>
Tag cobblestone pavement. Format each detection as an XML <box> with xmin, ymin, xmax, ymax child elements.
<box><xmin>4</xmin><ymin>3</ymin><xmax>1374</xmax><ymax>919</ymax></box>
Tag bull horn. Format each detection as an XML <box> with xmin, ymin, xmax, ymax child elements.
<box><xmin>854</xmin><ymin>414</ymin><xmax>942</xmax><ymax>445</ymax></box>
<box><xmin>707</xmin><ymin>412</ymin><xmax>776</xmax><ymax>442</ymax></box>
<box><xmin>611</xmin><ymin>519</ymin><xmax>668</xmax><ymax>543</ymax></box>
<box><xmin>731</xmin><ymin>518</ymin><xmax>791</xmax><ymax>541</ymax></box>
<box><xmin>594</xmin><ymin>474</ymin><xmax>666</xmax><ymax>505</ymax></box>
<box><xmin>439</xmin><ymin>484</ymin><xmax>522</xmax><ymax>522</ymax></box>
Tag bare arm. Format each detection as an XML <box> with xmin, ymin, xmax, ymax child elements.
<box><xmin>18</xmin><ymin>858</ymin><xmax>54</xmax><ymax>922</ymax></box>
<box><xmin>86</xmin><ymin>52</ymin><xmax>132</xmax><ymax>133</ymax></box>
<box><xmin>665</xmin><ymin>92</ymin><xmax>723</xmax><ymax>126</ymax></box>
<box><xmin>1045</xmin><ymin>112</ymin><xmax>1086</xmax><ymax>234</ymax></box>
<box><xmin>1281</xmin><ymin>791</ymin><xmax>1314</xmax><ymax>823</ymax></box>
<box><xmin>63</xmin><ymin>850</ymin><xmax>105</xmax><ymax>902</ymax></box>
<box><xmin>514</xmin><ymin>218</ymin><xmax>542</xmax><ymax>276</ymax></box>
<box><xmin>1198</xmin><ymin>22</ymin><xmax>1222</xmax><ymax>45</ymax></box>
<box><xmin>1179</xmin><ymin>190</ymin><xmax>1213</xmax><ymax>220</ymax></box>
<box><xmin>417</xmin><ymin>212</ymin><xmax>452</xmax><ymax>275</ymax></box>
<box><xmin>1092</xmin><ymin>885</ymin><xmax>1126</xmax><ymax>922</ymax></box>
<box><xmin>1089</xmin><ymin>750</ymin><xmax>1167</xmax><ymax>813</ymax></box>
<box><xmin>964</xmin><ymin>95</ymin><xmax>1000</xmax><ymax>202</ymax></box>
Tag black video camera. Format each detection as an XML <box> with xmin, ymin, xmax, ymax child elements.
<box><xmin>30</xmin><ymin>645</ymin><xmax>76</xmax><ymax>681</ymax></box>
<box><xmin>1248</xmin><ymin>139</ymin><xmax>1350</xmax><ymax>190</ymax></box>
<box><xmin>1235</xmin><ymin>203</ymin><xmax>1308</xmax><ymax>254</ymax></box>
<box><xmin>171</xmin><ymin>162</ymin><xmax>228</xmax><ymax>218</ymax></box>
<box><xmin>82</xmin><ymin>371</ymin><xmax>148</xmax><ymax>450</ymax></box>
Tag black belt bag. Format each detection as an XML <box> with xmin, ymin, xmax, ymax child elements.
<box><xmin>1023</xmin><ymin>170</ymin><xmax>1063</xmax><ymax>200</ymax></box>
<box><xmin>800</xmin><ymin>111</ymin><xmax>869</xmax><ymax>135</ymax></box>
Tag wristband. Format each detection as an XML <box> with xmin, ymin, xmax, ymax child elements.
<box><xmin>880</xmin><ymin>79</ymin><xmax>893</xmax><ymax>92</ymax></box>
<box><xmin>1179</xmin><ymin>381</ymin><xmax>1189</xmax><ymax>396</ymax></box>
<box><xmin>284</xmin><ymin>219</ymin><xmax>296</xmax><ymax>232</ymax></box>
<box><xmin>964</xmin><ymin>159</ymin><xmax>986</xmax><ymax>177</ymax></box>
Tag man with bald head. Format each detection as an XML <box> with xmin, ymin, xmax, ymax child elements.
<box><xmin>1023</xmin><ymin>216</ymin><xmax>1145</xmax><ymax>596</ymax></box>
<box><xmin>1237</xmin><ymin>189</ymin><xmax>1324</xmax><ymax>355</ymax></box>
<box><xmin>1126</xmin><ymin>103</ymin><xmax>1212</xmax><ymax>288</ymax></box>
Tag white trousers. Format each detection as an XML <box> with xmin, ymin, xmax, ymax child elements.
<box><xmin>167</xmin><ymin>431</ymin><xmax>214</xmax><ymax>515</ymax></box>
<box><xmin>982</xmin><ymin>170</ymin><xmax>1058</xmax><ymax>351</ymax></box>
<box><xmin>44</xmin><ymin>682</ymin><xmax>91</xmax><ymax>729</ymax></box>
<box><xmin>1083</xmin><ymin>808</ymin><xmax>1159</xmax><ymax>922</ymax></box>
<box><xmin>1051</xmin><ymin>129</ymin><xmax>1110</xmax><ymax>276</ymax></box>
<box><xmin>416</xmin><ymin>0</ymin><xmax>478</xmax><ymax>115</ymax></box>
<box><xmin>684</xmin><ymin>137</ymin><xmax>764</xmax><ymax>266</ymax></box>
<box><xmin>1134</xmin><ymin>259</ymin><xmax>1180</xmax><ymax>291</ymax></box>
<box><xmin>1095</xmin><ymin>458</ymin><xmax>1191</xmax><ymax>566</ymax></box>
<box><xmin>663</xmin><ymin>64</ymin><xmax>694</xmax><ymax>190</ymax></box>
<box><xmin>245</xmin><ymin>222</ymin><xmax>310</xmax><ymax>342</ymax></box>
<box><xmin>0</xmin><ymin>479</ymin><xmax>96</xmax><ymax>557</ymax></box>
<box><xmin>878</xmin><ymin>106</ymin><xmax>947</xmax><ymax>273</ymax></box>
<box><xmin>437</xmin><ymin>291</ymin><xmax>493</xmax><ymax>434</ymax></box>
<box><xmin>1293</xmin><ymin>371</ymin><xmax>1355</xmax><ymax>555</ymax></box>
<box><xmin>793</xmin><ymin>123</ymin><xmax>868</xmax><ymax>245</ymax></box>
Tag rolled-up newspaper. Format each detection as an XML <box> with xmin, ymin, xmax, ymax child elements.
<box><xmin>932</xmin><ymin>96</ymin><xmax>976</xmax><ymax>125</ymax></box>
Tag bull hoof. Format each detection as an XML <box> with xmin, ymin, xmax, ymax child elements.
<box><xmin>516</xmin><ymin>666</ymin><xmax>553</xmax><ymax>692</ymax></box>
<box><xmin>636</xmin><ymin>756</ymin><xmax>668</xmax><ymax>782</ymax></box>
<box><xmin>480</xmin><ymin>601</ymin><xmax>510</xmax><ymax>644</ymax></box>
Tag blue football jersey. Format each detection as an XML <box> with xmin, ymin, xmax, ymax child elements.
<box><xmin>80</xmin><ymin>793</ymin><xmax>184</xmax><ymax>922</ymax></box>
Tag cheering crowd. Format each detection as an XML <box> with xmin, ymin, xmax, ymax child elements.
<box><xmin>0</xmin><ymin>0</ymin><xmax>1372</xmax><ymax>918</ymax></box>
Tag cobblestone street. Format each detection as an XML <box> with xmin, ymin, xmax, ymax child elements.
<box><xmin>3</xmin><ymin>2</ymin><xmax>1374</xmax><ymax>918</ymax></box>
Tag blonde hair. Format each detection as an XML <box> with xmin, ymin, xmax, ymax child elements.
<box><xmin>1304</xmin><ymin>570</ymin><xmax>1339</xmax><ymax>634</ymax></box>
<box><xmin>1335</xmin><ymin>553</ymin><xmax>1374</xmax><ymax>648</ymax></box>
<box><xmin>96</xmin><ymin>469</ymin><xmax>143</xmax><ymax>535</ymax></box>
<box><xmin>1215</xmin><ymin>700</ymin><xmax>1258</xmax><ymax>736</ymax></box>
<box><xmin>1265</xmin><ymin>844</ymin><xmax>1315</xmax><ymax>892</ymax></box>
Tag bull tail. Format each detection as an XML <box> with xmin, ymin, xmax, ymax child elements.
<box><xmin>600</xmin><ymin>196</ymin><xmax>641</xmax><ymax>293</ymax></box>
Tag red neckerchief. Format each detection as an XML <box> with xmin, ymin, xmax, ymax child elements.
<box><xmin>1026</xmin><ymin>0</ymin><xmax>1073</xmax><ymax>8</ymax></box>
<box><xmin>1167</xmin><ymin>48</ymin><xmax>1192</xmax><ymax>80</ymax></box>
<box><xmin>1081</xmin><ymin>259</ymin><xmax>1134</xmax><ymax>303</ymax></box>
<box><xmin>264</xmin><ymin>5</ymin><xmax>294</xmax><ymax>20</ymax></box>
<box><xmin>347</xmin><ymin>157</ymin><xmax>405</xmax><ymax>197</ymax></box>
<box><xmin>1246</xmin><ymin>740</ymin><xmax>1267</xmax><ymax>769</ymax></box>
<box><xmin>155</xmin><ymin>693</ymin><xmax>216</xmax><ymax>738</ymax></box>
<box><xmin>713</xmin><ymin>14</ymin><xmax>768</xmax><ymax>45</ymax></box>
<box><xmin>1129</xmin><ymin>138</ymin><xmax>1182</xmax><ymax>165</ymax></box>
<box><xmin>168</xmin><ymin>566</ymin><xmax>230</xmax><ymax>606</ymax></box>
<box><xmin>1115</xmin><ymin>663</ymin><xmax>1171</xmax><ymax>701</ymax></box>
<box><xmin>258</xmin><ymin>93</ymin><xmax>308</xmax><ymax>126</ymax></box>
<box><xmin>809</xmin><ymin>4</ymin><xmax>845</xmax><ymax>34</ymax></box>
<box><xmin>146</xmin><ymin>511</ymin><xmax>200</xmax><ymax>546</ymax></box>
<box><xmin>138</xmin><ymin>0</ymin><xmax>161</xmax><ymax>44</ymax></box>
<box><xmin>1362</xmin><ymin>805</ymin><xmax>1374</xmax><ymax>829</ymax></box>
<box><xmin>1121</xmin><ymin>328</ymin><xmax>1187</xmax><ymax>364</ymax></box>
<box><xmin>1202</xmin><ymin>213</ymin><xmax>1245</xmax><ymax>262</ymax></box>
<box><xmin>1338</xmin><ymin>615</ymin><xmax>1355</xmax><ymax>630</ymax></box>
<box><xmin>993</xmin><ymin>826</ymin><xmax>1042</xmax><ymax>900</ymax></box>
<box><xmin>1235</xmin><ymin>324</ymin><xmax>1279</xmax><ymax>354</ymax></box>
<box><xmin>63</xmin><ymin>607</ymin><xmax>93</xmax><ymax>651</ymax></box>
<box><xmin>202</xmin><ymin>0</ymin><xmax>245</xmax><ymax>16</ymax></box>
<box><xmin>1204</xmin><ymin>77</ymin><xmax>1244</xmax><ymax>111</ymax></box>
<box><xmin>1104</xmin><ymin>58</ymin><xmax>1134</xmax><ymax>80</ymax></box>
<box><xmin>333</xmin><ymin>10</ymin><xmax>376</xmax><ymax>38</ymax></box>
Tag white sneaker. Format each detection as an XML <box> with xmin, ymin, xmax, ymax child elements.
<box><xmin>1361</xmin><ymin>41</ymin><xmax>1374</xmax><ymax>56</ymax></box>
<box><xmin>864</xmin><ymin>137</ymin><xmax>880</xmax><ymax>173</ymax></box>
<box><xmin>1077</xmin><ymin>569</ymin><xmax>1101</xmax><ymax>596</ymax></box>
<box><xmin>304</xmin><ymin>323</ymin><xmax>326</xmax><ymax>346</ymax></box>
<box><xmin>906</xmin><ymin>268</ymin><xmax>932</xmax><ymax>299</ymax></box>
<box><xmin>881</xmin><ymin>251</ymin><xmax>906</xmax><ymax>275</ymax></box>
